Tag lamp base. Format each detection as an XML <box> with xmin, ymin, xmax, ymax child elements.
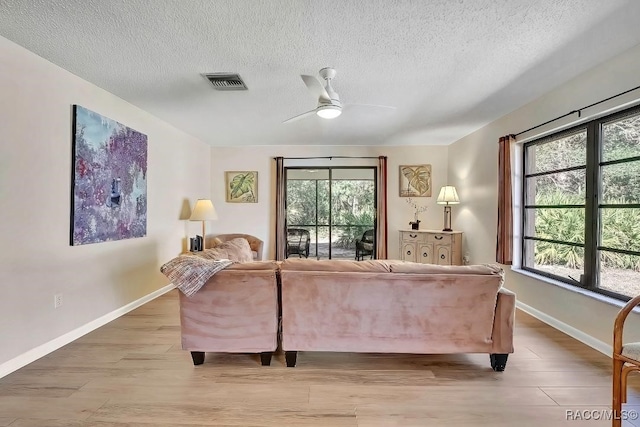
<box><xmin>442</xmin><ymin>206</ymin><xmax>453</xmax><ymax>232</ymax></box>
<box><xmin>201</xmin><ymin>221</ymin><xmax>206</xmax><ymax>251</ymax></box>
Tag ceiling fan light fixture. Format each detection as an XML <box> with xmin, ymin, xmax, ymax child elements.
<box><xmin>316</xmin><ymin>105</ymin><xmax>342</xmax><ymax>119</ymax></box>
<box><xmin>283</xmin><ymin>67</ymin><xmax>394</xmax><ymax>123</ymax></box>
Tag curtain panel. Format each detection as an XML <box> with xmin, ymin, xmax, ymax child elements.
<box><xmin>274</xmin><ymin>157</ymin><xmax>286</xmax><ymax>261</ymax></box>
<box><xmin>496</xmin><ymin>135</ymin><xmax>515</xmax><ymax>265</ymax></box>
<box><xmin>376</xmin><ymin>156</ymin><xmax>388</xmax><ymax>259</ymax></box>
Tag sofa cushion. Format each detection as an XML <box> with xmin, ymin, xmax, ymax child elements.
<box><xmin>226</xmin><ymin>261</ymin><xmax>279</xmax><ymax>271</ymax></box>
<box><xmin>390</xmin><ymin>262</ymin><xmax>503</xmax><ymax>276</ymax></box>
<box><xmin>281</xmin><ymin>258</ymin><xmax>393</xmax><ymax>273</ymax></box>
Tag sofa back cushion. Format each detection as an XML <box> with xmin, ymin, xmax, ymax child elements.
<box><xmin>280</xmin><ymin>268</ymin><xmax>504</xmax><ymax>354</ymax></box>
<box><xmin>226</xmin><ymin>261</ymin><xmax>279</xmax><ymax>271</ymax></box>
<box><xmin>179</xmin><ymin>267</ymin><xmax>278</xmax><ymax>352</ymax></box>
<box><xmin>390</xmin><ymin>262</ymin><xmax>503</xmax><ymax>277</ymax></box>
<box><xmin>280</xmin><ymin>258</ymin><xmax>392</xmax><ymax>273</ymax></box>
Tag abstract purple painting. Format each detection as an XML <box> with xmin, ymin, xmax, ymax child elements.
<box><xmin>71</xmin><ymin>105</ymin><xmax>148</xmax><ymax>245</ymax></box>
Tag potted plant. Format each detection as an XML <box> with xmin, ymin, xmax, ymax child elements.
<box><xmin>406</xmin><ymin>198</ymin><xmax>427</xmax><ymax>230</ymax></box>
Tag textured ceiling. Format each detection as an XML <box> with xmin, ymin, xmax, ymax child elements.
<box><xmin>1</xmin><ymin>0</ymin><xmax>640</xmax><ymax>146</ymax></box>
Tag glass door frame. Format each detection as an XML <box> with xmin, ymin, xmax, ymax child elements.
<box><xmin>284</xmin><ymin>166</ymin><xmax>378</xmax><ymax>259</ymax></box>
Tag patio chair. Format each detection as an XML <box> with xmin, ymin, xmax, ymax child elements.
<box><xmin>355</xmin><ymin>229</ymin><xmax>375</xmax><ymax>261</ymax></box>
<box><xmin>287</xmin><ymin>228</ymin><xmax>310</xmax><ymax>258</ymax></box>
<box><xmin>613</xmin><ymin>294</ymin><xmax>640</xmax><ymax>427</ymax></box>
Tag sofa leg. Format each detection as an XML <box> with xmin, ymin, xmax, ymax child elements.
<box><xmin>490</xmin><ymin>353</ymin><xmax>508</xmax><ymax>371</ymax></box>
<box><xmin>285</xmin><ymin>351</ymin><xmax>297</xmax><ymax>367</ymax></box>
<box><xmin>191</xmin><ymin>351</ymin><xmax>205</xmax><ymax>365</ymax></box>
<box><xmin>260</xmin><ymin>352</ymin><xmax>273</xmax><ymax>366</ymax></box>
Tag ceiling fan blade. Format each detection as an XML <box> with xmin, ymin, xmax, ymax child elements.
<box><xmin>345</xmin><ymin>103</ymin><xmax>397</xmax><ymax>110</ymax></box>
<box><xmin>301</xmin><ymin>75</ymin><xmax>330</xmax><ymax>103</ymax></box>
<box><xmin>283</xmin><ymin>108</ymin><xmax>318</xmax><ymax>123</ymax></box>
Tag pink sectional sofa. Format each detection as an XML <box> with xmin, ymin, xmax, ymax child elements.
<box><xmin>179</xmin><ymin>261</ymin><xmax>279</xmax><ymax>366</ymax></box>
<box><xmin>279</xmin><ymin>259</ymin><xmax>515</xmax><ymax>371</ymax></box>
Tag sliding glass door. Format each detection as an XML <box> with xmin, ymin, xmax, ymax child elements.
<box><xmin>285</xmin><ymin>167</ymin><xmax>376</xmax><ymax>260</ymax></box>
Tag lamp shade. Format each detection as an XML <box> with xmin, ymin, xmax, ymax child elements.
<box><xmin>189</xmin><ymin>199</ymin><xmax>218</xmax><ymax>221</ymax></box>
<box><xmin>436</xmin><ymin>186</ymin><xmax>460</xmax><ymax>205</ymax></box>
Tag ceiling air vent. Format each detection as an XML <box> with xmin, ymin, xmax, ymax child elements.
<box><xmin>204</xmin><ymin>73</ymin><xmax>247</xmax><ymax>91</ymax></box>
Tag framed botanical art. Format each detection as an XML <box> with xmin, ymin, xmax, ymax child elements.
<box><xmin>71</xmin><ymin>105</ymin><xmax>148</xmax><ymax>245</ymax></box>
<box><xmin>225</xmin><ymin>171</ymin><xmax>258</xmax><ymax>203</ymax></box>
<box><xmin>399</xmin><ymin>164</ymin><xmax>432</xmax><ymax>197</ymax></box>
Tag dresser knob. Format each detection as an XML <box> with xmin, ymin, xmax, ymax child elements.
<box><xmin>410</xmin><ymin>234</ymin><xmax>417</xmax><ymax>238</ymax></box>
<box><xmin>423</xmin><ymin>253</ymin><xmax>427</xmax><ymax>257</ymax></box>
<box><xmin>407</xmin><ymin>250</ymin><xmax>411</xmax><ymax>255</ymax></box>
<box><xmin>440</xmin><ymin>254</ymin><xmax>446</xmax><ymax>259</ymax></box>
<box><xmin>435</xmin><ymin>235</ymin><xmax>443</xmax><ymax>240</ymax></box>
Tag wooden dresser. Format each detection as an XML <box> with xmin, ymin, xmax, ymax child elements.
<box><xmin>399</xmin><ymin>230</ymin><xmax>463</xmax><ymax>265</ymax></box>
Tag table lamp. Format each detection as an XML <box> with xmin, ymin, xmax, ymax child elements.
<box><xmin>436</xmin><ymin>186</ymin><xmax>459</xmax><ymax>232</ymax></box>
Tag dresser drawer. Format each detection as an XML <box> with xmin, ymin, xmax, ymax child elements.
<box><xmin>427</xmin><ymin>233</ymin><xmax>452</xmax><ymax>245</ymax></box>
<box><xmin>400</xmin><ymin>231</ymin><xmax>426</xmax><ymax>243</ymax></box>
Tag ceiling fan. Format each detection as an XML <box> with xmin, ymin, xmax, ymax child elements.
<box><xmin>283</xmin><ymin>67</ymin><xmax>396</xmax><ymax>123</ymax></box>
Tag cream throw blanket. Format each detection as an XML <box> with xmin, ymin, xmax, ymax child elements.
<box><xmin>160</xmin><ymin>237</ymin><xmax>254</xmax><ymax>297</ymax></box>
<box><xmin>161</xmin><ymin>255</ymin><xmax>233</xmax><ymax>297</ymax></box>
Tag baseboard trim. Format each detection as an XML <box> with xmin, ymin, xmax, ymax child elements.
<box><xmin>516</xmin><ymin>300</ymin><xmax>612</xmax><ymax>357</ymax></box>
<box><xmin>0</xmin><ymin>283</ymin><xmax>176</xmax><ymax>379</ymax></box>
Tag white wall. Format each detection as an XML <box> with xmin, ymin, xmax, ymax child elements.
<box><xmin>448</xmin><ymin>41</ymin><xmax>640</xmax><ymax>347</ymax></box>
<box><xmin>0</xmin><ymin>36</ymin><xmax>210</xmax><ymax>368</ymax></box>
<box><xmin>211</xmin><ymin>145</ymin><xmax>449</xmax><ymax>260</ymax></box>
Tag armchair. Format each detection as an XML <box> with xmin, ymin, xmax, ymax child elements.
<box><xmin>355</xmin><ymin>229</ymin><xmax>375</xmax><ymax>261</ymax></box>
<box><xmin>613</xmin><ymin>294</ymin><xmax>640</xmax><ymax>427</ymax></box>
<box><xmin>286</xmin><ymin>228</ymin><xmax>310</xmax><ymax>258</ymax></box>
<box><xmin>212</xmin><ymin>233</ymin><xmax>264</xmax><ymax>261</ymax></box>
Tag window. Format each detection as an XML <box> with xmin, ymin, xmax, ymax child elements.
<box><xmin>522</xmin><ymin>106</ymin><xmax>640</xmax><ymax>300</ymax></box>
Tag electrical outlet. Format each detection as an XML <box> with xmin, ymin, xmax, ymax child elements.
<box><xmin>54</xmin><ymin>293</ymin><xmax>63</xmax><ymax>308</ymax></box>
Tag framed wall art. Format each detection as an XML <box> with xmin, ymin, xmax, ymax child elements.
<box><xmin>225</xmin><ymin>171</ymin><xmax>258</xmax><ymax>203</ymax></box>
<box><xmin>399</xmin><ymin>164</ymin><xmax>432</xmax><ymax>197</ymax></box>
<box><xmin>71</xmin><ymin>105</ymin><xmax>148</xmax><ymax>245</ymax></box>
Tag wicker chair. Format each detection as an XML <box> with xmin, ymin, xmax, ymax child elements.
<box><xmin>613</xmin><ymin>294</ymin><xmax>640</xmax><ymax>427</ymax></box>
<box><xmin>212</xmin><ymin>233</ymin><xmax>264</xmax><ymax>261</ymax></box>
<box><xmin>286</xmin><ymin>228</ymin><xmax>310</xmax><ymax>258</ymax></box>
<box><xmin>355</xmin><ymin>229</ymin><xmax>375</xmax><ymax>261</ymax></box>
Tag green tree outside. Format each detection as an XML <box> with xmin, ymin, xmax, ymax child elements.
<box><xmin>529</xmin><ymin>113</ymin><xmax>640</xmax><ymax>295</ymax></box>
<box><xmin>287</xmin><ymin>178</ymin><xmax>375</xmax><ymax>249</ymax></box>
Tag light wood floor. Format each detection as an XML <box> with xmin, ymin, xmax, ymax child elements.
<box><xmin>1</xmin><ymin>290</ymin><xmax>640</xmax><ymax>426</ymax></box>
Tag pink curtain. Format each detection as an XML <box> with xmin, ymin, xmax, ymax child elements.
<box><xmin>496</xmin><ymin>135</ymin><xmax>515</xmax><ymax>265</ymax></box>
<box><xmin>376</xmin><ymin>156</ymin><xmax>388</xmax><ymax>259</ymax></box>
<box><xmin>274</xmin><ymin>157</ymin><xmax>286</xmax><ymax>261</ymax></box>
